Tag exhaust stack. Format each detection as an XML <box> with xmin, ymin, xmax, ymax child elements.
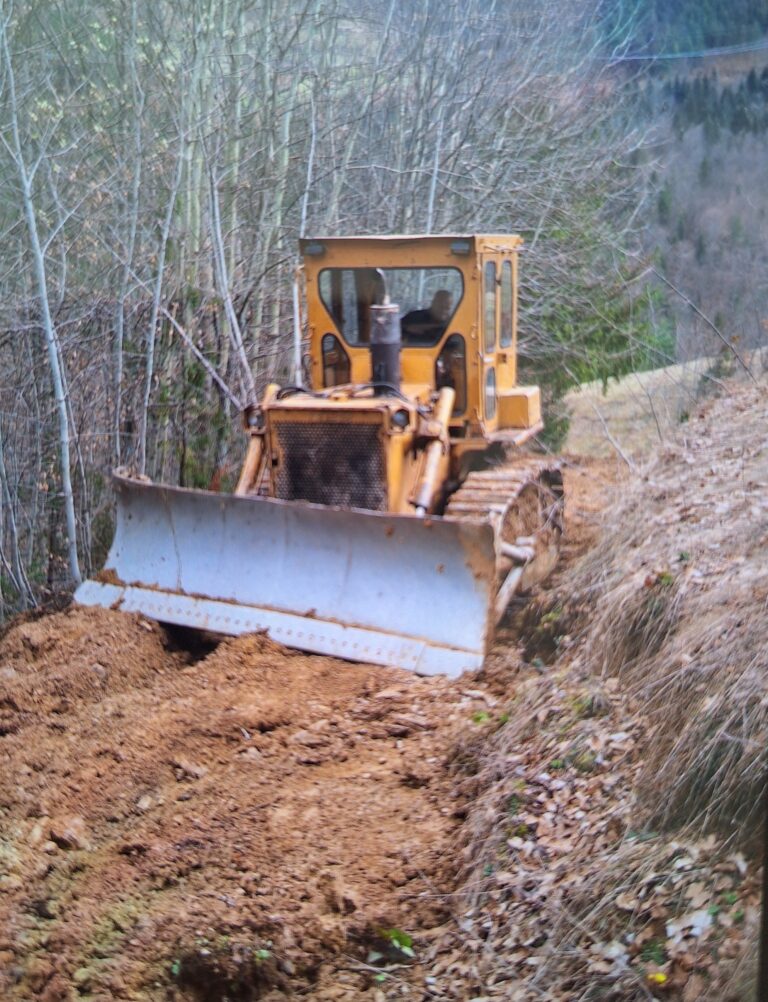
<box><xmin>370</xmin><ymin>303</ymin><xmax>401</xmax><ymax>393</ymax></box>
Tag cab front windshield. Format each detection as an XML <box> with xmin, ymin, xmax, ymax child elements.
<box><xmin>318</xmin><ymin>267</ymin><xmax>463</xmax><ymax>347</ymax></box>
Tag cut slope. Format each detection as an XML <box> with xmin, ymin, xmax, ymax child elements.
<box><xmin>437</xmin><ymin>378</ymin><xmax>766</xmax><ymax>1000</ymax></box>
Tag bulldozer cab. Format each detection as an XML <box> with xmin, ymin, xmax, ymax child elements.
<box><xmin>300</xmin><ymin>235</ymin><xmax>541</xmax><ymax>442</ymax></box>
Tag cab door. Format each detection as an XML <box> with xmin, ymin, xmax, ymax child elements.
<box><xmin>496</xmin><ymin>256</ymin><xmax>517</xmax><ymax>393</ymax></box>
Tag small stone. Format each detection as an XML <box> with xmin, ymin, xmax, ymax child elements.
<box><xmin>289</xmin><ymin>730</ymin><xmax>327</xmax><ymax>748</ymax></box>
<box><xmin>136</xmin><ymin>795</ymin><xmax>153</xmax><ymax>812</ymax></box>
<box><xmin>29</xmin><ymin>818</ymin><xmax>51</xmax><ymax>846</ymax></box>
<box><xmin>172</xmin><ymin>758</ymin><xmax>208</xmax><ymax>781</ymax></box>
<box><xmin>374</xmin><ymin>686</ymin><xmax>405</xmax><ymax>700</ymax></box>
<box><xmin>385</xmin><ymin>724</ymin><xmax>410</xmax><ymax>738</ymax></box>
<box><xmin>49</xmin><ymin>817</ymin><xmax>90</xmax><ymax>851</ymax></box>
<box><xmin>72</xmin><ymin>968</ymin><xmax>92</xmax><ymax>989</ymax></box>
<box><xmin>31</xmin><ymin>898</ymin><xmax>58</xmax><ymax>919</ymax></box>
<box><xmin>390</xmin><ymin>712</ymin><xmax>433</xmax><ymax>731</ymax></box>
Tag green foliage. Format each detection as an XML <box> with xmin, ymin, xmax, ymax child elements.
<box><xmin>571</xmin><ymin>692</ymin><xmax>609</xmax><ymax>719</ymax></box>
<box><xmin>640</xmin><ymin>938</ymin><xmax>667</xmax><ymax>965</ymax></box>
<box><xmin>506</xmin><ymin>794</ymin><xmax>522</xmax><ymax>815</ymax></box>
<box><xmin>729</xmin><ymin>215</ymin><xmax>746</xmax><ymax>243</ymax></box>
<box><xmin>521</xmin><ymin>263</ymin><xmax>673</xmax><ymax>450</ymax></box>
<box><xmin>538</xmin><ymin>404</ymin><xmax>570</xmax><ymax>451</ymax></box>
<box><xmin>569</xmin><ymin>749</ymin><xmax>598</xmax><ymax>774</ymax></box>
<box><xmin>151</xmin><ymin>353</ymin><xmax>235</xmax><ymax>491</ymax></box>
<box><xmin>658</xmin><ymin>69</ymin><xmax>768</xmax><ymax>139</ymax></box>
<box><xmin>695</xmin><ymin>233</ymin><xmax>706</xmax><ymax>264</ymax></box>
<box><xmin>657</xmin><ymin>185</ymin><xmax>672</xmax><ymax>225</ymax></box>
<box><xmin>381</xmin><ymin>928</ymin><xmax>415</xmax><ymax>958</ymax></box>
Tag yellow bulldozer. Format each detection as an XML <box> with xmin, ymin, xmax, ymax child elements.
<box><xmin>76</xmin><ymin>234</ymin><xmax>563</xmax><ymax>677</ymax></box>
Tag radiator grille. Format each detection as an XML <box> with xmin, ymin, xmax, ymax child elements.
<box><xmin>273</xmin><ymin>420</ymin><xmax>387</xmax><ymax>510</ymax></box>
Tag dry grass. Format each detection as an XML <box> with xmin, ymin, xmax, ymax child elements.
<box><xmin>637</xmin><ymin>610</ymin><xmax>767</xmax><ymax>843</ymax></box>
<box><xmin>564</xmin><ymin>357</ymin><xmax>712</xmax><ymax>460</ymax></box>
<box><xmin>563</xmin><ymin>347</ymin><xmax>768</xmax><ymax>462</ymax></box>
<box><xmin>565</xmin><ymin>374</ymin><xmax>768</xmax><ymax>845</ymax></box>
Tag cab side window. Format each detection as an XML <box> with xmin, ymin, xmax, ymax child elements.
<box><xmin>435</xmin><ymin>334</ymin><xmax>467</xmax><ymax>416</ymax></box>
<box><xmin>500</xmin><ymin>260</ymin><xmax>513</xmax><ymax>348</ymax></box>
<box><xmin>483</xmin><ymin>261</ymin><xmax>496</xmax><ymax>353</ymax></box>
<box><xmin>485</xmin><ymin>368</ymin><xmax>497</xmax><ymax>420</ymax></box>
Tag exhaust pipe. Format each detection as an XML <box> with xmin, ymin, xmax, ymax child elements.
<box><xmin>370</xmin><ymin>303</ymin><xmax>401</xmax><ymax>393</ymax></box>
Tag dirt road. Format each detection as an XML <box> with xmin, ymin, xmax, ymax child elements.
<box><xmin>0</xmin><ymin>460</ymin><xmax>614</xmax><ymax>1001</ymax></box>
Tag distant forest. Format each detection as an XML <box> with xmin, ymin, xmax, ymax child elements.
<box><xmin>663</xmin><ymin>67</ymin><xmax>768</xmax><ymax>137</ymax></box>
<box><xmin>610</xmin><ymin>6</ymin><xmax>768</xmax><ymax>361</ymax></box>
<box><xmin>612</xmin><ymin>0</ymin><xmax>768</xmax><ymax>52</ymax></box>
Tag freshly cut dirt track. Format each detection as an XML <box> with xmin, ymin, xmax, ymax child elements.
<box><xmin>0</xmin><ymin>460</ymin><xmax>615</xmax><ymax>1001</ymax></box>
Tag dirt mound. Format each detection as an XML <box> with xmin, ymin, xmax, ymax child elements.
<box><xmin>0</xmin><ymin>607</ymin><xmax>183</xmax><ymax>736</ymax></box>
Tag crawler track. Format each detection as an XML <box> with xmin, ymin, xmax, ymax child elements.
<box><xmin>445</xmin><ymin>458</ymin><xmax>565</xmax><ymax>622</ymax></box>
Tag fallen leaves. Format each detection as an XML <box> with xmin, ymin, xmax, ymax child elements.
<box><xmin>424</xmin><ymin>626</ymin><xmax>761</xmax><ymax>999</ymax></box>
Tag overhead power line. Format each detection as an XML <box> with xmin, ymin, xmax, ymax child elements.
<box><xmin>608</xmin><ymin>36</ymin><xmax>768</xmax><ymax>63</ymax></box>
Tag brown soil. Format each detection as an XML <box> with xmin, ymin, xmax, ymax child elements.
<box><xmin>0</xmin><ymin>461</ymin><xmax>616</xmax><ymax>1002</ymax></box>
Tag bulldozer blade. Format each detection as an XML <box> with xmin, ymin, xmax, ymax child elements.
<box><xmin>75</xmin><ymin>472</ymin><xmax>497</xmax><ymax>677</ymax></box>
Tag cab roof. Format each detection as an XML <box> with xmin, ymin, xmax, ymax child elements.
<box><xmin>300</xmin><ymin>234</ymin><xmax>523</xmax><ymax>253</ymax></box>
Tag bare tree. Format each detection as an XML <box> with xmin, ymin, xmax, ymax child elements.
<box><xmin>0</xmin><ymin>0</ymin><xmax>670</xmax><ymax>615</ymax></box>
<box><xmin>0</xmin><ymin>12</ymin><xmax>81</xmax><ymax>583</ymax></box>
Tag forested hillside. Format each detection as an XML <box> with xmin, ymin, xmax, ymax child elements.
<box><xmin>629</xmin><ymin>55</ymin><xmax>768</xmax><ymax>361</ymax></box>
<box><xmin>1</xmin><ymin>0</ymin><xmax>767</xmax><ymax>617</ymax></box>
